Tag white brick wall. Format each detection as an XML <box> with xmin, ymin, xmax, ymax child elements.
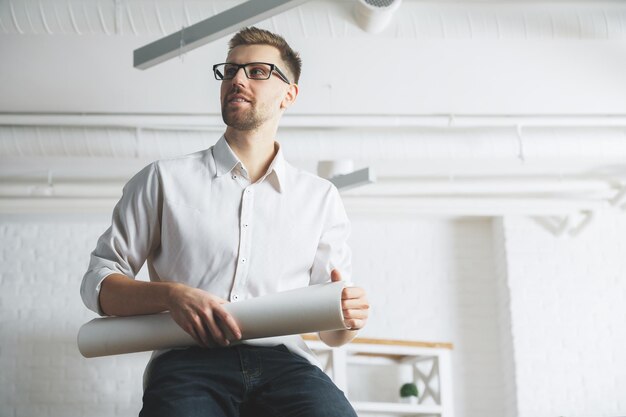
<box><xmin>0</xmin><ymin>217</ymin><xmax>150</xmax><ymax>417</ymax></box>
<box><xmin>501</xmin><ymin>213</ymin><xmax>626</xmax><ymax>417</ymax></box>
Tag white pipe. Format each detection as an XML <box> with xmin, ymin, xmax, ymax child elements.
<box><xmin>342</xmin><ymin>197</ymin><xmax>610</xmax><ymax>216</ymax></box>
<box><xmin>344</xmin><ymin>179</ymin><xmax>619</xmax><ymax>198</ymax></box>
<box><xmin>342</xmin><ymin>183</ymin><xmax>616</xmax><ymax>200</ymax></box>
<box><xmin>0</xmin><ymin>178</ymin><xmax>619</xmax><ymax>199</ymax></box>
<box><xmin>0</xmin><ymin>183</ymin><xmax>123</xmax><ymax>198</ymax></box>
<box><xmin>3</xmin><ymin>124</ymin><xmax>626</xmax><ymax>162</ymax></box>
<box><xmin>0</xmin><ymin>196</ymin><xmax>611</xmax><ymax>216</ymax></box>
<box><xmin>4</xmin><ymin>113</ymin><xmax>626</xmax><ymax>128</ymax></box>
<box><xmin>0</xmin><ymin>197</ymin><xmax>119</xmax><ymax>214</ymax></box>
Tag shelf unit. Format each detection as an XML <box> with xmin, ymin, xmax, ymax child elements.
<box><xmin>303</xmin><ymin>335</ymin><xmax>454</xmax><ymax>417</ymax></box>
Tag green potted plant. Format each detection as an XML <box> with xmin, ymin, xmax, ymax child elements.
<box><xmin>399</xmin><ymin>382</ymin><xmax>418</xmax><ymax>404</ymax></box>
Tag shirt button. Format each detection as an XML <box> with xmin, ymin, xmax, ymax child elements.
<box><xmin>241</xmin><ymin>258</ymin><xmax>246</xmax><ymax>263</ymax></box>
<box><xmin>232</xmin><ymin>294</ymin><xmax>240</xmax><ymax>301</ymax></box>
<box><xmin>232</xmin><ymin>175</ymin><xmax>237</xmax><ymax>179</ymax></box>
<box><xmin>243</xmin><ymin>223</ymin><xmax>248</xmax><ymax>227</ymax></box>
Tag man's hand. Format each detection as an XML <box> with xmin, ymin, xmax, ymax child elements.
<box><xmin>330</xmin><ymin>269</ymin><xmax>369</xmax><ymax>331</ymax></box>
<box><xmin>167</xmin><ymin>283</ymin><xmax>242</xmax><ymax>347</ymax></box>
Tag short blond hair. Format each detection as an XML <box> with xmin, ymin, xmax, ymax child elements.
<box><xmin>228</xmin><ymin>27</ymin><xmax>302</xmax><ymax>84</ymax></box>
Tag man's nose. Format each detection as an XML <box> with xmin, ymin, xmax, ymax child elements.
<box><xmin>230</xmin><ymin>67</ymin><xmax>248</xmax><ymax>85</ymax></box>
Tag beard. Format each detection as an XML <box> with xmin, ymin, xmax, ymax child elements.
<box><xmin>221</xmin><ymin>93</ymin><xmax>272</xmax><ymax>131</ymax></box>
<box><xmin>221</xmin><ymin>104</ymin><xmax>263</xmax><ymax>131</ymax></box>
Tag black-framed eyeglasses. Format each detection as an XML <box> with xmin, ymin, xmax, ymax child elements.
<box><xmin>213</xmin><ymin>62</ymin><xmax>291</xmax><ymax>84</ymax></box>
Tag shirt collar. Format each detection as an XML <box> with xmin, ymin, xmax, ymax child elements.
<box><xmin>213</xmin><ymin>135</ymin><xmax>240</xmax><ymax>177</ymax></box>
<box><xmin>262</xmin><ymin>142</ymin><xmax>286</xmax><ymax>193</ymax></box>
<box><xmin>212</xmin><ymin>135</ymin><xmax>286</xmax><ymax>193</ymax></box>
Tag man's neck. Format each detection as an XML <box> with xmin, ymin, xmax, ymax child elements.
<box><xmin>224</xmin><ymin>127</ymin><xmax>277</xmax><ymax>183</ymax></box>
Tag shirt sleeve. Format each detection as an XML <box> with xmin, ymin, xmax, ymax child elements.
<box><xmin>309</xmin><ymin>183</ymin><xmax>352</xmax><ymax>285</ymax></box>
<box><xmin>80</xmin><ymin>162</ymin><xmax>162</xmax><ymax>315</ymax></box>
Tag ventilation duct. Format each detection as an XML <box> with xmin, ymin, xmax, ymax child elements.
<box><xmin>353</xmin><ymin>0</ymin><xmax>402</xmax><ymax>34</ymax></box>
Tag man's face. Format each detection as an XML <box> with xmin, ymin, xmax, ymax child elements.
<box><xmin>220</xmin><ymin>44</ymin><xmax>292</xmax><ymax>131</ymax></box>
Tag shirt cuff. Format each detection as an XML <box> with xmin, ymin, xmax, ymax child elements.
<box><xmin>80</xmin><ymin>269</ymin><xmax>117</xmax><ymax>316</ymax></box>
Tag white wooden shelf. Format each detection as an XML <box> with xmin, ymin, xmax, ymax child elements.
<box><xmin>303</xmin><ymin>335</ymin><xmax>454</xmax><ymax>417</ymax></box>
<box><xmin>353</xmin><ymin>401</ymin><xmax>443</xmax><ymax>415</ymax></box>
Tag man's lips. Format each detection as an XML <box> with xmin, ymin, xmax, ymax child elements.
<box><xmin>227</xmin><ymin>94</ymin><xmax>252</xmax><ymax>104</ymax></box>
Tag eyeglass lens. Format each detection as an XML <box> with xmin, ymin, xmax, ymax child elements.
<box><xmin>219</xmin><ymin>63</ymin><xmax>273</xmax><ymax>80</ymax></box>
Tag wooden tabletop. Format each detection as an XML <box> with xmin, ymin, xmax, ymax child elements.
<box><xmin>301</xmin><ymin>334</ymin><xmax>453</xmax><ymax>350</ymax></box>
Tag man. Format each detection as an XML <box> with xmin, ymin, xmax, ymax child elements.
<box><xmin>81</xmin><ymin>27</ymin><xmax>369</xmax><ymax>416</ymax></box>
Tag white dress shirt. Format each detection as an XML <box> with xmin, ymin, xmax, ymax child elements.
<box><xmin>80</xmin><ymin>135</ymin><xmax>351</xmax><ymax>365</ymax></box>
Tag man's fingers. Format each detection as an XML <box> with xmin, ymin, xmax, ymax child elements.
<box><xmin>342</xmin><ymin>297</ymin><xmax>369</xmax><ymax>310</ymax></box>
<box><xmin>344</xmin><ymin>319</ymin><xmax>365</xmax><ymax>330</ymax></box>
<box><xmin>330</xmin><ymin>269</ymin><xmax>342</xmax><ymax>282</ymax></box>
<box><xmin>206</xmin><ymin>317</ymin><xmax>229</xmax><ymax>346</ymax></box>
<box><xmin>214</xmin><ymin>308</ymin><xmax>242</xmax><ymax>341</ymax></box>
<box><xmin>196</xmin><ymin>307</ymin><xmax>229</xmax><ymax>346</ymax></box>
<box><xmin>339</xmin><ymin>285</ymin><xmax>369</xmax><ymax>331</ymax></box>
<box><xmin>171</xmin><ymin>310</ymin><xmax>208</xmax><ymax>347</ymax></box>
<box><xmin>189</xmin><ymin>327</ymin><xmax>205</xmax><ymax>347</ymax></box>
<box><xmin>193</xmin><ymin>315</ymin><xmax>216</xmax><ymax>347</ymax></box>
<box><xmin>342</xmin><ymin>286</ymin><xmax>366</xmax><ymax>299</ymax></box>
<box><xmin>211</xmin><ymin>299</ymin><xmax>241</xmax><ymax>341</ymax></box>
<box><xmin>342</xmin><ymin>308</ymin><xmax>369</xmax><ymax>320</ymax></box>
<box><xmin>185</xmin><ymin>317</ymin><xmax>209</xmax><ymax>347</ymax></box>
<box><xmin>341</xmin><ymin>283</ymin><xmax>369</xmax><ymax>330</ymax></box>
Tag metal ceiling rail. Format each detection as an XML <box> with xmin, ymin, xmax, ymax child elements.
<box><xmin>133</xmin><ymin>0</ymin><xmax>310</xmax><ymax>70</ymax></box>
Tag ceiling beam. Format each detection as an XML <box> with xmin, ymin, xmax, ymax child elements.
<box><xmin>133</xmin><ymin>0</ymin><xmax>310</xmax><ymax>70</ymax></box>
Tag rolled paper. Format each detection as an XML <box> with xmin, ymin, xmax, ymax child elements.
<box><xmin>77</xmin><ymin>311</ymin><xmax>195</xmax><ymax>358</ymax></box>
<box><xmin>78</xmin><ymin>281</ymin><xmax>347</xmax><ymax>358</ymax></box>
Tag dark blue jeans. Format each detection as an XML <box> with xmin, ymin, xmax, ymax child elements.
<box><xmin>139</xmin><ymin>344</ymin><xmax>358</xmax><ymax>417</ymax></box>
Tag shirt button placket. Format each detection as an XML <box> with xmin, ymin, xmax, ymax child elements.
<box><xmin>233</xmin><ymin>186</ymin><xmax>253</xmax><ymax>302</ymax></box>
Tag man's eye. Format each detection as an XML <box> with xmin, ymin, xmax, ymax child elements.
<box><xmin>224</xmin><ymin>67</ymin><xmax>238</xmax><ymax>77</ymax></box>
<box><xmin>249</xmin><ymin>67</ymin><xmax>269</xmax><ymax>78</ymax></box>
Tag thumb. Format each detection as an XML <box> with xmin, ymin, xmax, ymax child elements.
<box><xmin>330</xmin><ymin>269</ymin><xmax>342</xmax><ymax>282</ymax></box>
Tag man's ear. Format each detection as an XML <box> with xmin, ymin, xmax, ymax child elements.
<box><xmin>280</xmin><ymin>83</ymin><xmax>299</xmax><ymax>110</ymax></box>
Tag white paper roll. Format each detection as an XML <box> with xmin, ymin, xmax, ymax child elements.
<box><xmin>78</xmin><ymin>281</ymin><xmax>347</xmax><ymax>358</ymax></box>
<box><xmin>77</xmin><ymin>311</ymin><xmax>195</xmax><ymax>358</ymax></box>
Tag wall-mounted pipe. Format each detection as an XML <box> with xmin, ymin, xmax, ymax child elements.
<box><xmin>5</xmin><ymin>113</ymin><xmax>626</xmax><ymax>129</ymax></box>
<box><xmin>344</xmin><ymin>179</ymin><xmax>619</xmax><ymax>198</ymax></box>
<box><xmin>0</xmin><ymin>194</ymin><xmax>611</xmax><ymax>217</ymax></box>
<box><xmin>0</xmin><ymin>177</ymin><xmax>618</xmax><ymax>201</ymax></box>
<box><xmin>342</xmin><ymin>197</ymin><xmax>610</xmax><ymax>217</ymax></box>
<box><xmin>3</xmin><ymin>123</ymin><xmax>626</xmax><ymax>164</ymax></box>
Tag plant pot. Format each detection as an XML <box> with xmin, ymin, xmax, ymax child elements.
<box><xmin>400</xmin><ymin>396</ymin><xmax>417</xmax><ymax>404</ymax></box>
